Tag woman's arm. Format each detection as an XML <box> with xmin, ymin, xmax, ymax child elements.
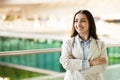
<box><xmin>89</xmin><ymin>57</ymin><xmax>107</xmax><ymax>66</ymax></box>
<box><xmin>84</xmin><ymin>41</ymin><xmax>108</xmax><ymax>75</ymax></box>
<box><xmin>60</xmin><ymin>39</ymin><xmax>83</xmax><ymax>70</ymax></box>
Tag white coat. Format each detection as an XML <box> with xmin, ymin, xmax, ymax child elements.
<box><xmin>60</xmin><ymin>35</ymin><xmax>108</xmax><ymax>80</ymax></box>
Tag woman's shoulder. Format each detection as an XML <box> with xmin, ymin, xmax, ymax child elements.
<box><xmin>63</xmin><ymin>37</ymin><xmax>74</xmax><ymax>43</ymax></box>
<box><xmin>95</xmin><ymin>39</ymin><xmax>106</xmax><ymax>47</ymax></box>
<box><xmin>96</xmin><ymin>39</ymin><xmax>105</xmax><ymax>44</ymax></box>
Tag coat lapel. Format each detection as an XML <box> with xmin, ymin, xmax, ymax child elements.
<box><xmin>72</xmin><ymin>35</ymin><xmax>99</xmax><ymax>60</ymax></box>
<box><xmin>73</xmin><ymin>35</ymin><xmax>83</xmax><ymax>59</ymax></box>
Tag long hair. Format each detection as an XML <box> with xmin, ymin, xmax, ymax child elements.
<box><xmin>70</xmin><ymin>10</ymin><xmax>98</xmax><ymax>39</ymax></box>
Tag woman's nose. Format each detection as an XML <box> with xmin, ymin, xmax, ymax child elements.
<box><xmin>77</xmin><ymin>22</ymin><xmax>81</xmax><ymax>27</ymax></box>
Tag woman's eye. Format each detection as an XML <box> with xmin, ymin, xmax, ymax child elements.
<box><xmin>74</xmin><ymin>20</ymin><xmax>78</xmax><ymax>22</ymax></box>
<box><xmin>81</xmin><ymin>20</ymin><xmax>86</xmax><ymax>22</ymax></box>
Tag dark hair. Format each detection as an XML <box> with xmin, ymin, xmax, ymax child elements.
<box><xmin>71</xmin><ymin>10</ymin><xmax>98</xmax><ymax>39</ymax></box>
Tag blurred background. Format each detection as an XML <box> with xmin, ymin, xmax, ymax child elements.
<box><xmin>0</xmin><ymin>0</ymin><xmax>120</xmax><ymax>80</ymax></box>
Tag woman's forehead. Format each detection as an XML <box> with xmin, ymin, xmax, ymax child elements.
<box><xmin>75</xmin><ymin>13</ymin><xmax>87</xmax><ymax>19</ymax></box>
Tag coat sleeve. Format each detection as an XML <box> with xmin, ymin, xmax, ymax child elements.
<box><xmin>59</xmin><ymin>39</ymin><xmax>83</xmax><ymax>70</ymax></box>
<box><xmin>85</xmin><ymin>41</ymin><xmax>108</xmax><ymax>75</ymax></box>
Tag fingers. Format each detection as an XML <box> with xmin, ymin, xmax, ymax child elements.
<box><xmin>90</xmin><ymin>57</ymin><xmax>107</xmax><ymax>66</ymax></box>
<box><xmin>68</xmin><ymin>55</ymin><xmax>74</xmax><ymax>59</ymax></box>
<box><xmin>98</xmin><ymin>58</ymin><xmax>107</xmax><ymax>64</ymax></box>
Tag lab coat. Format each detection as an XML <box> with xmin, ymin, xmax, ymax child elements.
<box><xmin>60</xmin><ymin>35</ymin><xmax>108</xmax><ymax>80</ymax></box>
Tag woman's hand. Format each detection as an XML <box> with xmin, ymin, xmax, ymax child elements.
<box><xmin>89</xmin><ymin>57</ymin><xmax>107</xmax><ymax>66</ymax></box>
<box><xmin>68</xmin><ymin>55</ymin><xmax>74</xmax><ymax>59</ymax></box>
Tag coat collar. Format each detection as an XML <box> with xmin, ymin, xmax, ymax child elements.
<box><xmin>74</xmin><ymin>35</ymin><xmax>98</xmax><ymax>60</ymax></box>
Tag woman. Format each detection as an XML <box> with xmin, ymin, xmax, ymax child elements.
<box><xmin>60</xmin><ymin>10</ymin><xmax>108</xmax><ymax>80</ymax></box>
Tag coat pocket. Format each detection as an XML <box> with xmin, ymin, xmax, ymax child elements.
<box><xmin>64</xmin><ymin>70</ymin><xmax>74</xmax><ymax>80</ymax></box>
<box><xmin>64</xmin><ymin>70</ymin><xmax>85</xmax><ymax>80</ymax></box>
<box><xmin>73</xmin><ymin>70</ymin><xmax>85</xmax><ymax>80</ymax></box>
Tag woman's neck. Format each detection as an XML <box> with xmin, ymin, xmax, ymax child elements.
<box><xmin>79</xmin><ymin>34</ymin><xmax>89</xmax><ymax>41</ymax></box>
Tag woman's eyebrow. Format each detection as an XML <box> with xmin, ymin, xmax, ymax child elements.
<box><xmin>81</xmin><ymin>18</ymin><xmax>86</xmax><ymax>20</ymax></box>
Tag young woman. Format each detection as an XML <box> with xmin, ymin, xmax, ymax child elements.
<box><xmin>60</xmin><ymin>10</ymin><xmax>108</xmax><ymax>80</ymax></box>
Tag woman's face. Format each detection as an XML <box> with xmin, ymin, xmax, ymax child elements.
<box><xmin>74</xmin><ymin>13</ymin><xmax>89</xmax><ymax>35</ymax></box>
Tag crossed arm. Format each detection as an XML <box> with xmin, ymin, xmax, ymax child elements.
<box><xmin>68</xmin><ymin>55</ymin><xmax>107</xmax><ymax>66</ymax></box>
<box><xmin>60</xmin><ymin>54</ymin><xmax>107</xmax><ymax>75</ymax></box>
